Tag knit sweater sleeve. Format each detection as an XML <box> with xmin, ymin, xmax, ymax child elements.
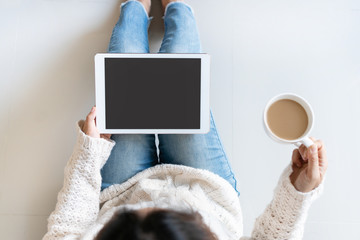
<box><xmin>240</xmin><ymin>165</ymin><xmax>324</xmax><ymax>240</ymax></box>
<box><xmin>43</xmin><ymin>121</ymin><xmax>115</xmax><ymax>240</ymax></box>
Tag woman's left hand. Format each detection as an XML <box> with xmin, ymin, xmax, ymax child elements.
<box><xmin>290</xmin><ymin>138</ymin><xmax>328</xmax><ymax>193</ymax></box>
<box><xmin>82</xmin><ymin>106</ymin><xmax>112</xmax><ymax>140</ymax></box>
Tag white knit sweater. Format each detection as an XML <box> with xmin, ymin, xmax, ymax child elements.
<box><xmin>43</xmin><ymin>121</ymin><xmax>323</xmax><ymax>240</ymax></box>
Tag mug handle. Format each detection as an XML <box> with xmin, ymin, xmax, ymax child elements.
<box><xmin>294</xmin><ymin>137</ymin><xmax>314</xmax><ymax>148</ymax></box>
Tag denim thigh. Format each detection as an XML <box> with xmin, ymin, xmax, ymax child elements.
<box><xmin>158</xmin><ymin>112</ymin><xmax>239</xmax><ymax>195</ymax></box>
<box><xmin>101</xmin><ymin>134</ymin><xmax>158</xmax><ymax>190</ymax></box>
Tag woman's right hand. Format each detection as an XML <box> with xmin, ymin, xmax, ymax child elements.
<box><xmin>82</xmin><ymin>106</ymin><xmax>112</xmax><ymax>140</ymax></box>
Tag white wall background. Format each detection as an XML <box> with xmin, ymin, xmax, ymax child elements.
<box><xmin>1</xmin><ymin>0</ymin><xmax>359</xmax><ymax>239</ymax></box>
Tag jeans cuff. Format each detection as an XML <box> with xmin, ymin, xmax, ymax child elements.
<box><xmin>164</xmin><ymin>1</ymin><xmax>195</xmax><ymax>17</ymax></box>
<box><xmin>121</xmin><ymin>0</ymin><xmax>152</xmax><ymax>19</ymax></box>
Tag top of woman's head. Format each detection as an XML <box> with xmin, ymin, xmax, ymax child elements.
<box><xmin>95</xmin><ymin>208</ymin><xmax>218</xmax><ymax>240</ymax></box>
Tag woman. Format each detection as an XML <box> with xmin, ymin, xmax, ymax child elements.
<box><xmin>43</xmin><ymin>0</ymin><xmax>328</xmax><ymax>239</ymax></box>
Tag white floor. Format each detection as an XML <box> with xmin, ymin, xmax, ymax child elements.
<box><xmin>1</xmin><ymin>0</ymin><xmax>360</xmax><ymax>239</ymax></box>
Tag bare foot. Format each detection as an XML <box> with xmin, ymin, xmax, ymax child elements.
<box><xmin>138</xmin><ymin>0</ymin><xmax>151</xmax><ymax>15</ymax></box>
<box><xmin>161</xmin><ymin>0</ymin><xmax>184</xmax><ymax>11</ymax></box>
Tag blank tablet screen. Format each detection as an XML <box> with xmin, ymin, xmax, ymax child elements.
<box><xmin>105</xmin><ymin>58</ymin><xmax>201</xmax><ymax>129</ymax></box>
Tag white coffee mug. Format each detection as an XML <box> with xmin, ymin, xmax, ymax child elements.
<box><xmin>263</xmin><ymin>93</ymin><xmax>314</xmax><ymax>148</ymax></box>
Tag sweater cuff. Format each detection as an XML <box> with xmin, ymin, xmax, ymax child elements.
<box><xmin>260</xmin><ymin>165</ymin><xmax>324</xmax><ymax>238</ymax></box>
<box><xmin>76</xmin><ymin>120</ymin><xmax>115</xmax><ymax>166</ymax></box>
<box><xmin>279</xmin><ymin>164</ymin><xmax>324</xmax><ymax>203</ymax></box>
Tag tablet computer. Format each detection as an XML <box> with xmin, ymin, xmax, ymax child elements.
<box><xmin>95</xmin><ymin>53</ymin><xmax>210</xmax><ymax>134</ymax></box>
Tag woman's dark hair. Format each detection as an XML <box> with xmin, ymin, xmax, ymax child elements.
<box><xmin>95</xmin><ymin>209</ymin><xmax>218</xmax><ymax>240</ymax></box>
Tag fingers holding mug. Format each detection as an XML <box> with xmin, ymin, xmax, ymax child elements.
<box><xmin>298</xmin><ymin>136</ymin><xmax>318</xmax><ymax>162</ymax></box>
<box><xmin>292</xmin><ymin>148</ymin><xmax>303</xmax><ymax>168</ymax></box>
<box><xmin>308</xmin><ymin>137</ymin><xmax>328</xmax><ymax>174</ymax></box>
<box><xmin>298</xmin><ymin>144</ymin><xmax>308</xmax><ymax>162</ymax></box>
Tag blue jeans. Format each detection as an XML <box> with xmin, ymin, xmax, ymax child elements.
<box><xmin>101</xmin><ymin>0</ymin><xmax>239</xmax><ymax>195</ymax></box>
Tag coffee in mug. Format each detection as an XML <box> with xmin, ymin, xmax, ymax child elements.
<box><xmin>263</xmin><ymin>93</ymin><xmax>314</xmax><ymax>148</ymax></box>
<box><xmin>267</xmin><ymin>99</ymin><xmax>308</xmax><ymax>140</ymax></box>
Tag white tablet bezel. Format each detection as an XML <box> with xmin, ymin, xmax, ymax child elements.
<box><xmin>95</xmin><ymin>53</ymin><xmax>210</xmax><ymax>134</ymax></box>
